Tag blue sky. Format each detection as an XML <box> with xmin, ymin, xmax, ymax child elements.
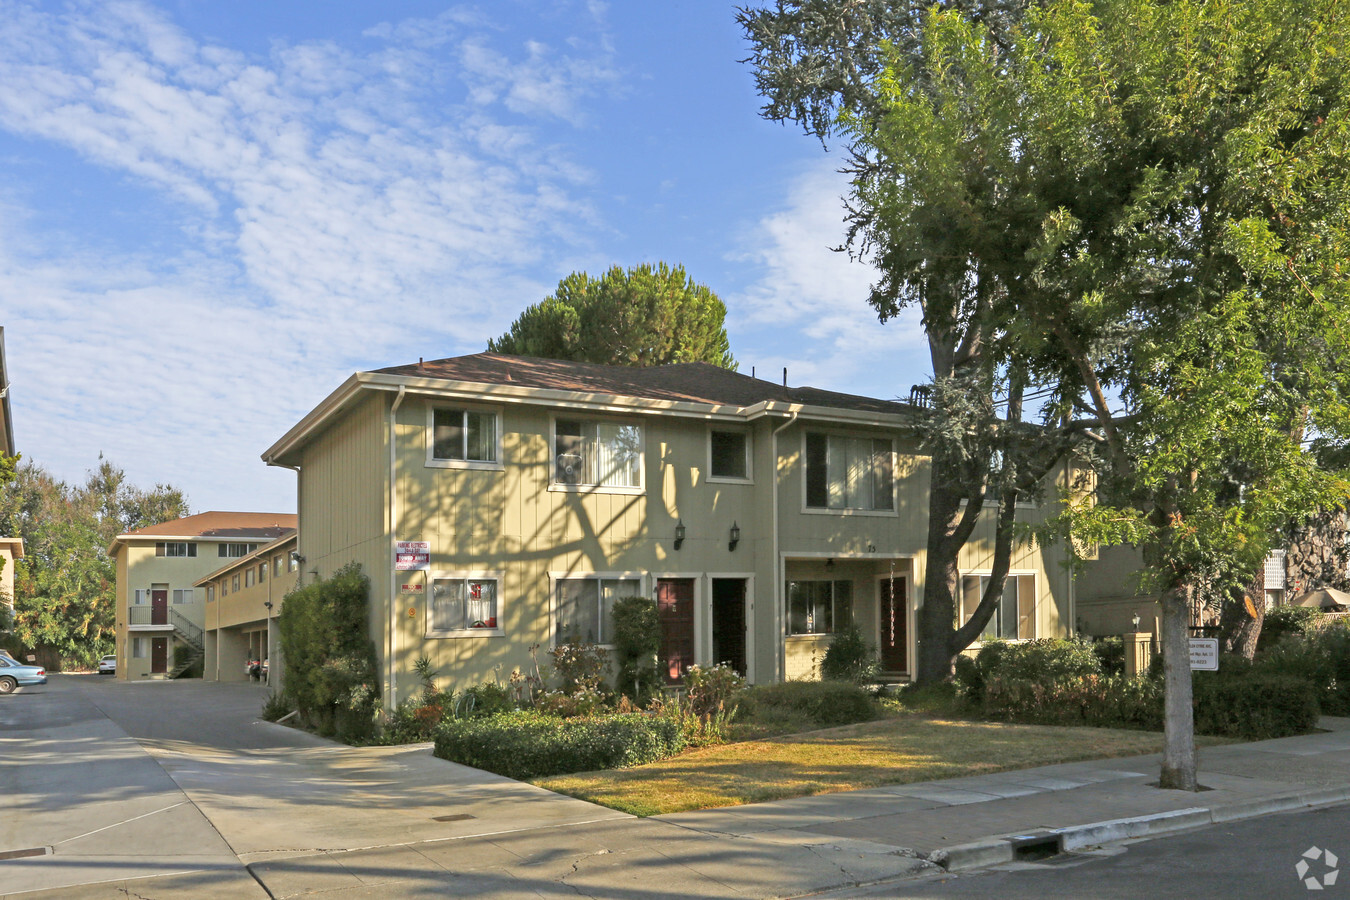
<box><xmin>0</xmin><ymin>0</ymin><xmax>928</xmax><ymax>513</ymax></box>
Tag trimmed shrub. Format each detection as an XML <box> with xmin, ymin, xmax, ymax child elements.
<box><xmin>464</xmin><ymin>681</ymin><xmax>516</xmax><ymax>717</ymax></box>
<box><xmin>611</xmin><ymin>596</ymin><xmax>663</xmax><ymax>703</ymax></box>
<box><xmin>740</xmin><ymin>680</ymin><xmax>877</xmax><ymax>729</ymax></box>
<box><xmin>1257</xmin><ymin>605</ymin><xmax>1324</xmax><ymax>653</ymax></box>
<box><xmin>820</xmin><ymin>624</ymin><xmax>881</xmax><ymax>684</ymax></box>
<box><xmin>1193</xmin><ymin>673</ymin><xmax>1319</xmax><ymax>740</ymax></box>
<box><xmin>1256</xmin><ymin>620</ymin><xmax>1350</xmax><ymax>715</ymax></box>
<box><xmin>276</xmin><ymin>562</ymin><xmax>380</xmax><ymax>742</ymax></box>
<box><xmin>955</xmin><ymin>639</ymin><xmax>1102</xmax><ymax>703</ymax></box>
<box><xmin>434</xmin><ymin>710</ymin><xmax>686</xmax><ymax>779</ymax></box>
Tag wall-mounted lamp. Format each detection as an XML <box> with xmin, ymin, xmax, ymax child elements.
<box><xmin>674</xmin><ymin>519</ymin><xmax>686</xmax><ymax>551</ymax></box>
<box><xmin>728</xmin><ymin>521</ymin><xmax>740</xmax><ymax>552</ymax></box>
<box><xmin>825</xmin><ymin>558</ymin><xmax>835</xmax><ymax>571</ymax></box>
<box><xmin>290</xmin><ymin>550</ymin><xmax>305</xmax><ymax>564</ymax></box>
<box><xmin>263</xmin><ymin>600</ymin><xmax>274</xmax><ymax>611</ymax></box>
<box><xmin>1131</xmin><ymin>612</ymin><xmax>1141</xmax><ymax>631</ymax></box>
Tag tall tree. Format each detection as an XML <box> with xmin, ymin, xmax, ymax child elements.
<box><xmin>835</xmin><ymin>0</ymin><xmax>1350</xmax><ymax>790</ymax></box>
<box><xmin>0</xmin><ymin>459</ymin><xmax>190</xmax><ymax>667</ymax></box>
<box><xmin>741</xmin><ymin>0</ymin><xmax>1079</xmax><ymax>687</ymax></box>
<box><xmin>488</xmin><ymin>262</ymin><xmax>737</xmax><ymax>369</ymax></box>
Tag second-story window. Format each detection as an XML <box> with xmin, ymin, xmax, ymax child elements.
<box><xmin>554</xmin><ymin>419</ymin><xmax>642</xmax><ymax>489</ymax></box>
<box><xmin>430</xmin><ymin>407</ymin><xmax>497</xmax><ymax>464</ymax></box>
<box><xmin>709</xmin><ymin>429</ymin><xmax>750</xmax><ymax>480</ymax></box>
<box><xmin>804</xmin><ymin>433</ymin><xmax>894</xmax><ymax>511</ymax></box>
<box><xmin>220</xmin><ymin>543</ymin><xmax>259</xmax><ymax>558</ymax></box>
<box><xmin>156</xmin><ymin>542</ymin><xmax>196</xmax><ymax>557</ymax></box>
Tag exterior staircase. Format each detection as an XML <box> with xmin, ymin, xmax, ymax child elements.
<box><xmin>168</xmin><ymin>608</ymin><xmax>205</xmax><ymax>679</ymax></box>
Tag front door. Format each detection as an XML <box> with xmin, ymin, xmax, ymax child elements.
<box><xmin>150</xmin><ymin>637</ymin><xmax>168</xmax><ymax>674</ymax></box>
<box><xmin>711</xmin><ymin>578</ymin><xmax>747</xmax><ymax>676</ymax></box>
<box><xmin>879</xmin><ymin>578</ymin><xmax>908</xmax><ymax>672</ymax></box>
<box><xmin>656</xmin><ymin>578</ymin><xmax>695</xmax><ymax>684</ymax></box>
<box><xmin>151</xmin><ymin>589</ymin><xmax>168</xmax><ymax>626</ymax></box>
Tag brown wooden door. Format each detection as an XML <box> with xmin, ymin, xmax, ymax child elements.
<box><xmin>879</xmin><ymin>579</ymin><xmax>908</xmax><ymax>672</ymax></box>
<box><xmin>711</xmin><ymin>578</ymin><xmax>747</xmax><ymax>676</ymax></box>
<box><xmin>656</xmin><ymin>578</ymin><xmax>695</xmax><ymax>684</ymax></box>
<box><xmin>150</xmin><ymin>637</ymin><xmax>168</xmax><ymax>674</ymax></box>
<box><xmin>151</xmin><ymin>589</ymin><xmax>168</xmax><ymax>626</ymax></box>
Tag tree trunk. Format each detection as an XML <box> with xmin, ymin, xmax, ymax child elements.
<box><xmin>915</xmin><ymin>478</ymin><xmax>965</xmax><ymax>684</ymax></box>
<box><xmin>1218</xmin><ymin>574</ymin><xmax>1264</xmax><ymax>659</ymax></box>
<box><xmin>1158</xmin><ymin>584</ymin><xmax>1198</xmax><ymax>791</ymax></box>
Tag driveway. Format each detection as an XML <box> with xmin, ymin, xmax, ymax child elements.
<box><xmin>1</xmin><ymin>675</ymin><xmax>630</xmax><ymax>898</ymax></box>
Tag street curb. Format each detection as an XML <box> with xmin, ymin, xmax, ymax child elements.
<box><xmin>936</xmin><ymin>788</ymin><xmax>1350</xmax><ymax>872</ymax></box>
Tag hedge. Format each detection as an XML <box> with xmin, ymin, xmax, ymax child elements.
<box><xmin>433</xmin><ymin>711</ymin><xmax>686</xmax><ymax>780</ymax></box>
<box><xmin>740</xmin><ymin>680</ymin><xmax>877</xmax><ymax>728</ymax></box>
<box><xmin>980</xmin><ymin>670</ymin><xmax>1318</xmax><ymax>740</ymax></box>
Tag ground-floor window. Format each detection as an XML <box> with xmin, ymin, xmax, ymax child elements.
<box><xmin>428</xmin><ymin>576</ymin><xmax>500</xmax><ymax>635</ymax></box>
<box><xmin>786</xmin><ymin>580</ymin><xmax>853</xmax><ymax>635</ymax></box>
<box><xmin>960</xmin><ymin>574</ymin><xmax>1035</xmax><ymax>640</ymax></box>
<box><xmin>555</xmin><ymin>576</ymin><xmax>641</xmax><ymax>644</ymax></box>
<box><xmin>131</xmin><ymin>637</ymin><xmax>149</xmax><ymax>658</ymax></box>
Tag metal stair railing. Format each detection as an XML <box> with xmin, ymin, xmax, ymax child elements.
<box><xmin>168</xmin><ymin>608</ymin><xmax>204</xmax><ymax>652</ymax></box>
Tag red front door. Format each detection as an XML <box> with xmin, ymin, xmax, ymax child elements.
<box><xmin>656</xmin><ymin>578</ymin><xmax>695</xmax><ymax>685</ymax></box>
<box><xmin>150</xmin><ymin>637</ymin><xmax>168</xmax><ymax>674</ymax></box>
<box><xmin>151</xmin><ymin>589</ymin><xmax>168</xmax><ymax>626</ymax></box>
<box><xmin>879</xmin><ymin>579</ymin><xmax>908</xmax><ymax>672</ymax></box>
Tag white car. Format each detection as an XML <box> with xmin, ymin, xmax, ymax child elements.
<box><xmin>97</xmin><ymin>654</ymin><xmax>117</xmax><ymax>675</ymax></box>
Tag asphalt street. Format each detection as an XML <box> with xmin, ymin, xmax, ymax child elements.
<box><xmin>839</xmin><ymin>801</ymin><xmax>1350</xmax><ymax>899</ymax></box>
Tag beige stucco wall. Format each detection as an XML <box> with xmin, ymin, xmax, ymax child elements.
<box><xmin>294</xmin><ymin>388</ymin><xmax>1078</xmax><ymax>708</ymax></box>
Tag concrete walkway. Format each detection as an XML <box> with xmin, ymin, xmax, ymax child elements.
<box><xmin>5</xmin><ymin>676</ymin><xmax>1350</xmax><ymax>898</ymax></box>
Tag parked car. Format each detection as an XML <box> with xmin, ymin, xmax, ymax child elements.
<box><xmin>0</xmin><ymin>656</ymin><xmax>46</xmax><ymax>693</ymax></box>
<box><xmin>97</xmin><ymin>655</ymin><xmax>117</xmax><ymax>675</ymax></box>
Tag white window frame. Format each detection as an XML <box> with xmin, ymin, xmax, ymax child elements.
<box><xmin>425</xmin><ymin>403</ymin><xmax>504</xmax><ymax>470</ymax></box>
<box><xmin>707</xmin><ymin>427</ymin><xmax>753</xmax><ymax>484</ymax></box>
<box><xmin>548</xmin><ymin>415</ymin><xmax>645</xmax><ymax>495</ymax></box>
<box><xmin>549</xmin><ymin>572</ymin><xmax>647</xmax><ymax>647</ymax></box>
<box><xmin>155</xmin><ymin>541</ymin><xmax>197</xmax><ymax>558</ymax></box>
<box><xmin>245</xmin><ymin>569</ymin><xmax>255</xmax><ymax>588</ymax></box>
<box><xmin>425</xmin><ymin>571</ymin><xmax>505</xmax><ymax>638</ymax></box>
<box><xmin>959</xmin><ymin>571</ymin><xmax>1037</xmax><ymax>642</ymax></box>
<box><xmin>801</xmin><ymin>431</ymin><xmax>898</xmax><ymax>516</ymax></box>
<box><xmin>172</xmin><ymin>588</ymin><xmax>193</xmax><ymax>604</ymax></box>
<box><xmin>206</xmin><ymin>585</ymin><xmax>215</xmax><ymax>603</ymax></box>
<box><xmin>219</xmin><ymin>543</ymin><xmax>259</xmax><ymax>558</ymax></box>
<box><xmin>131</xmin><ymin>637</ymin><xmax>150</xmax><ymax>659</ymax></box>
<box><xmin>133</xmin><ymin>589</ymin><xmax>147</xmax><ymax>606</ymax></box>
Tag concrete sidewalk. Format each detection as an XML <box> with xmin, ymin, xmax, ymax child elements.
<box><xmin>9</xmin><ymin>677</ymin><xmax>1350</xmax><ymax>899</ymax></box>
<box><xmin>238</xmin><ymin>720</ymin><xmax>1350</xmax><ymax>899</ymax></box>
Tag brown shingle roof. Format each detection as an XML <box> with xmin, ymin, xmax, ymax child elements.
<box><xmin>119</xmin><ymin>511</ymin><xmax>298</xmax><ymax>540</ymax></box>
<box><xmin>375</xmin><ymin>353</ymin><xmax>912</xmax><ymax>416</ymax></box>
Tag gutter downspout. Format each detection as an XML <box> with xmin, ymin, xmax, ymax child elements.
<box><xmin>770</xmin><ymin>411</ymin><xmax>798</xmax><ymax>682</ymax></box>
<box><xmin>388</xmin><ymin>386</ymin><xmax>406</xmax><ymax>712</ymax></box>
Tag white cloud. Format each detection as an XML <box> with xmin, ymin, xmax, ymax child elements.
<box><xmin>0</xmin><ymin>1</ymin><xmax>618</xmax><ymax>511</ymax></box>
<box><xmin>729</xmin><ymin>161</ymin><xmax>929</xmax><ymax>403</ymax></box>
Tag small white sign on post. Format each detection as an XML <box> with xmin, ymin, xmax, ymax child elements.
<box><xmin>1189</xmin><ymin>638</ymin><xmax>1219</xmax><ymax>671</ymax></box>
<box><xmin>394</xmin><ymin>541</ymin><xmax>430</xmax><ymax>572</ymax></box>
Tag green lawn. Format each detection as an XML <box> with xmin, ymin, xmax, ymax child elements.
<box><xmin>534</xmin><ymin>710</ymin><xmax>1232</xmax><ymax>816</ymax></box>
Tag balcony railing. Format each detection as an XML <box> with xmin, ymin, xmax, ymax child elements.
<box><xmin>127</xmin><ymin>606</ymin><xmax>168</xmax><ymax>626</ymax></box>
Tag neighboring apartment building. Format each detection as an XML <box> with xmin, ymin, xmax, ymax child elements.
<box><xmin>110</xmin><ymin>512</ymin><xmax>297</xmax><ymax>680</ymax></box>
<box><xmin>264</xmin><ymin>353</ymin><xmax>1078</xmax><ymax>710</ymax></box>
<box><xmin>196</xmin><ymin>531</ymin><xmax>299</xmax><ymax>685</ymax></box>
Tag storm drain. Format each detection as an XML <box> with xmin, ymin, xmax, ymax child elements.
<box><xmin>432</xmin><ymin>814</ymin><xmax>477</xmax><ymax>822</ymax></box>
<box><xmin>1009</xmin><ymin>833</ymin><xmax>1063</xmax><ymax>862</ymax></box>
<box><xmin>0</xmin><ymin>847</ymin><xmax>50</xmax><ymax>861</ymax></box>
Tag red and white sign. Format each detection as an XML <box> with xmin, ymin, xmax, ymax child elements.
<box><xmin>394</xmin><ymin>541</ymin><xmax>430</xmax><ymax>571</ymax></box>
<box><xmin>400</xmin><ymin>583</ymin><xmax>424</xmax><ymax>594</ymax></box>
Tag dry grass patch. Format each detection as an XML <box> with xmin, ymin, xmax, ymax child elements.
<box><xmin>534</xmin><ymin>712</ymin><xmax>1233</xmax><ymax>816</ymax></box>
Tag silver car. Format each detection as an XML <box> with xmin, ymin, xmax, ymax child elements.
<box><xmin>0</xmin><ymin>656</ymin><xmax>46</xmax><ymax>693</ymax></box>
